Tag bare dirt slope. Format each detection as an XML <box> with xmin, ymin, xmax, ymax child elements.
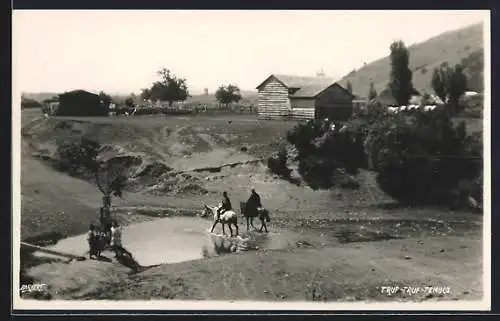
<box><xmin>21</xmin><ymin>114</ymin><xmax>299</xmax><ymax>240</ymax></box>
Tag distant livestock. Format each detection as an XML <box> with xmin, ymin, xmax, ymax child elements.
<box><xmin>387</xmin><ymin>105</ymin><xmax>438</xmax><ymax>114</ymax></box>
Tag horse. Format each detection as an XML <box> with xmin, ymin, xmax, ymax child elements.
<box><xmin>202</xmin><ymin>204</ymin><xmax>239</xmax><ymax>237</ymax></box>
<box><xmin>240</xmin><ymin>201</ymin><xmax>271</xmax><ymax>233</ymax></box>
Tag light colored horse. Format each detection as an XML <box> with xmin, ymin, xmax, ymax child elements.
<box><xmin>202</xmin><ymin>204</ymin><xmax>239</xmax><ymax>237</ymax></box>
<box><xmin>240</xmin><ymin>201</ymin><xmax>271</xmax><ymax>233</ymax></box>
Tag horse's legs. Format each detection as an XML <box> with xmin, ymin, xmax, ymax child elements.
<box><xmin>250</xmin><ymin>217</ymin><xmax>256</xmax><ymax>229</ymax></box>
<box><xmin>228</xmin><ymin>224</ymin><xmax>233</xmax><ymax>237</ymax></box>
<box><xmin>246</xmin><ymin>216</ymin><xmax>250</xmax><ymax>231</ymax></box>
<box><xmin>234</xmin><ymin>223</ymin><xmax>239</xmax><ymax>236</ymax></box>
<box><xmin>222</xmin><ymin>223</ymin><xmax>226</xmax><ymax>236</ymax></box>
<box><xmin>210</xmin><ymin>220</ymin><xmax>218</xmax><ymax>233</ymax></box>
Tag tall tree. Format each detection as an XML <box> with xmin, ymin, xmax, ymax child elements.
<box><xmin>215</xmin><ymin>84</ymin><xmax>242</xmax><ymax>109</ymax></box>
<box><xmin>431</xmin><ymin>64</ymin><xmax>449</xmax><ymax>103</ymax></box>
<box><xmin>447</xmin><ymin>64</ymin><xmax>467</xmax><ymax>110</ymax></box>
<box><xmin>368</xmin><ymin>81</ymin><xmax>378</xmax><ymax>100</ymax></box>
<box><xmin>431</xmin><ymin>62</ymin><xmax>468</xmax><ymax>111</ymax></box>
<box><xmin>346</xmin><ymin>81</ymin><xmax>353</xmax><ymax>95</ymax></box>
<box><xmin>124</xmin><ymin>96</ymin><xmax>135</xmax><ymax>108</ymax></box>
<box><xmin>388</xmin><ymin>40</ymin><xmax>415</xmax><ymax>105</ymax></box>
<box><xmin>460</xmin><ymin>49</ymin><xmax>483</xmax><ymax>93</ymax></box>
<box><xmin>140</xmin><ymin>88</ymin><xmax>152</xmax><ymax>101</ymax></box>
<box><xmin>148</xmin><ymin>68</ymin><xmax>189</xmax><ymax>106</ymax></box>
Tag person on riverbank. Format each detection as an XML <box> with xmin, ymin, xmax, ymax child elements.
<box><xmin>87</xmin><ymin>224</ymin><xmax>98</xmax><ymax>259</ymax></box>
<box><xmin>110</xmin><ymin>221</ymin><xmax>133</xmax><ymax>259</ymax></box>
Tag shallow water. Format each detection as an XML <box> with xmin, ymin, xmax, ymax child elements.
<box><xmin>33</xmin><ymin>216</ymin><xmax>303</xmax><ymax>267</ymax></box>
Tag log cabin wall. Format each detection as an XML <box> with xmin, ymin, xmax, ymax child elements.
<box><xmin>257</xmin><ymin>77</ymin><xmax>292</xmax><ymax>120</ymax></box>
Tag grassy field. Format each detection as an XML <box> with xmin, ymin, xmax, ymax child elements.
<box><xmin>19</xmin><ymin>110</ymin><xmax>484</xmax><ymax>302</ymax></box>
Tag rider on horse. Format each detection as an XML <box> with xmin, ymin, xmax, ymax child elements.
<box><xmin>246</xmin><ymin>188</ymin><xmax>262</xmax><ymax>215</ymax></box>
<box><xmin>217</xmin><ymin>191</ymin><xmax>233</xmax><ymax>218</ymax></box>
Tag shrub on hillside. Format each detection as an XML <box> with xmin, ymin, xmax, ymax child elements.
<box><xmin>56</xmin><ymin>136</ymin><xmax>101</xmax><ymax>176</ymax></box>
<box><xmin>267</xmin><ymin>146</ymin><xmax>292</xmax><ymax>179</ymax></box>
<box><xmin>56</xmin><ymin>135</ymin><xmax>130</xmax><ymax>211</ymax></box>
<box><xmin>285</xmin><ymin>119</ymin><xmax>367</xmax><ymax>189</ymax></box>
<box><xmin>370</xmin><ymin>109</ymin><xmax>482</xmax><ymax>206</ymax></box>
<box><xmin>351</xmin><ymin>100</ymin><xmax>390</xmax><ymax>123</ymax></box>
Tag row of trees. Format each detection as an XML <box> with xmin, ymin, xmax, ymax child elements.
<box><xmin>138</xmin><ymin>68</ymin><xmax>244</xmax><ymax>108</ymax></box>
<box><xmin>31</xmin><ymin>68</ymin><xmax>245</xmax><ymax>113</ymax></box>
<box><xmin>268</xmin><ymin>40</ymin><xmax>482</xmax><ymax>210</ymax></box>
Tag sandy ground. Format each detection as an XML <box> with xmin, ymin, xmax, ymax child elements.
<box><xmin>27</xmin><ymin>234</ymin><xmax>482</xmax><ymax>301</ymax></box>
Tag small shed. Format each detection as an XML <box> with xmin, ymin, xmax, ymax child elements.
<box><xmin>256</xmin><ymin>74</ymin><xmax>355</xmax><ymax>121</ymax></box>
<box><xmin>56</xmin><ymin>90</ymin><xmax>107</xmax><ymax>116</ymax></box>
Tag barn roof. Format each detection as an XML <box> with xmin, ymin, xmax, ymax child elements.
<box><xmin>272</xmin><ymin>74</ymin><xmax>336</xmax><ymax>89</ymax></box>
<box><xmin>256</xmin><ymin>74</ymin><xmax>350</xmax><ymax>98</ymax></box>
<box><xmin>59</xmin><ymin>89</ymin><xmax>100</xmax><ymax>98</ymax></box>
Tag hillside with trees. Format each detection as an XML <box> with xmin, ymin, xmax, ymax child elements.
<box><xmin>339</xmin><ymin>23</ymin><xmax>484</xmax><ymax>98</ymax></box>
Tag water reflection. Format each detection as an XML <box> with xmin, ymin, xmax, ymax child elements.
<box><xmin>201</xmin><ymin>232</ymin><xmax>271</xmax><ymax>258</ymax></box>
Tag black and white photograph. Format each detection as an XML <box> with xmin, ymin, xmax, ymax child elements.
<box><xmin>12</xmin><ymin>9</ymin><xmax>490</xmax><ymax>310</ymax></box>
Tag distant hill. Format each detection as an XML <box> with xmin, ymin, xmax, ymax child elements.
<box><xmin>338</xmin><ymin>23</ymin><xmax>484</xmax><ymax>98</ymax></box>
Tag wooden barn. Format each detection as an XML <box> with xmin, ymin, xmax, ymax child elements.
<box><xmin>56</xmin><ymin>90</ymin><xmax>108</xmax><ymax>117</ymax></box>
<box><xmin>256</xmin><ymin>74</ymin><xmax>355</xmax><ymax>121</ymax></box>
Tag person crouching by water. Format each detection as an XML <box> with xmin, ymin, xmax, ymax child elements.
<box><xmin>217</xmin><ymin>191</ymin><xmax>233</xmax><ymax>218</ymax></box>
<box><xmin>110</xmin><ymin>221</ymin><xmax>133</xmax><ymax>259</ymax></box>
<box><xmin>87</xmin><ymin>224</ymin><xmax>99</xmax><ymax>259</ymax></box>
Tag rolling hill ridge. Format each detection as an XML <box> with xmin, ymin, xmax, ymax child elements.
<box><xmin>338</xmin><ymin>22</ymin><xmax>484</xmax><ymax>98</ymax></box>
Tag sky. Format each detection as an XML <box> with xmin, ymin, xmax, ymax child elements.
<box><xmin>12</xmin><ymin>10</ymin><xmax>487</xmax><ymax>95</ymax></box>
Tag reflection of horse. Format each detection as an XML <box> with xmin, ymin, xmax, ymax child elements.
<box><xmin>202</xmin><ymin>204</ymin><xmax>239</xmax><ymax>237</ymax></box>
<box><xmin>240</xmin><ymin>201</ymin><xmax>270</xmax><ymax>233</ymax></box>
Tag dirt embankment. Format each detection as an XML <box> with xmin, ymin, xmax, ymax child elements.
<box><xmin>20</xmin><ymin>116</ymin><xmax>300</xmax><ymax>240</ymax></box>
<box><xmin>22</xmin><ymin>116</ymin><xmax>295</xmax><ymax>197</ymax></box>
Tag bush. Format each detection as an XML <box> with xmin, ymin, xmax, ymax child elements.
<box><xmin>267</xmin><ymin>146</ymin><xmax>292</xmax><ymax>179</ymax></box>
<box><xmin>285</xmin><ymin>119</ymin><xmax>367</xmax><ymax>189</ymax></box>
<box><xmin>351</xmin><ymin>100</ymin><xmax>390</xmax><ymax>122</ymax></box>
<box><xmin>56</xmin><ymin>136</ymin><xmax>100</xmax><ymax>176</ymax></box>
<box><xmin>298</xmin><ymin>154</ymin><xmax>340</xmax><ymax>189</ymax></box>
<box><xmin>370</xmin><ymin>109</ymin><xmax>482</xmax><ymax>206</ymax></box>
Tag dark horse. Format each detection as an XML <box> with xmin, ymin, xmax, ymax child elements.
<box><xmin>239</xmin><ymin>201</ymin><xmax>271</xmax><ymax>233</ymax></box>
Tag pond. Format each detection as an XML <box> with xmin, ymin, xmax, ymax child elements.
<box><xmin>33</xmin><ymin>216</ymin><xmax>308</xmax><ymax>267</ymax></box>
